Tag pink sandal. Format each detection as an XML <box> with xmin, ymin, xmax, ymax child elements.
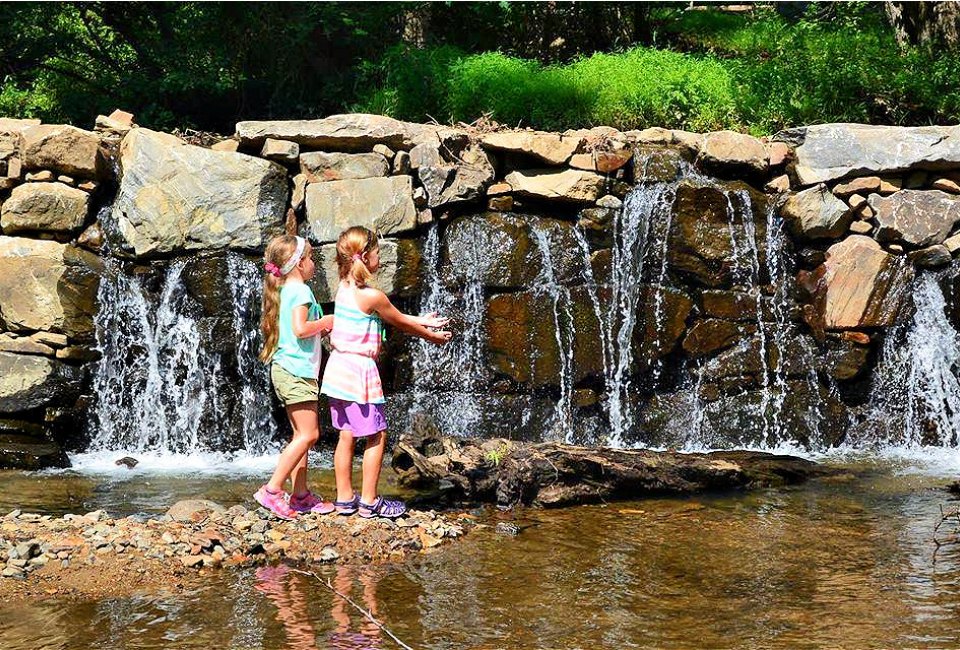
<box><xmin>289</xmin><ymin>490</ymin><xmax>335</xmax><ymax>515</ymax></box>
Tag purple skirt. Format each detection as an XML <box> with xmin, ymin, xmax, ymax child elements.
<box><xmin>329</xmin><ymin>398</ymin><xmax>388</xmax><ymax>437</ymax></box>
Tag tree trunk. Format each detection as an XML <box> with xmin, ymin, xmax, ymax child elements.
<box><xmin>886</xmin><ymin>1</ymin><xmax>960</xmax><ymax>49</ymax></box>
<box><xmin>392</xmin><ymin>429</ymin><xmax>831</xmax><ymax>509</ymax></box>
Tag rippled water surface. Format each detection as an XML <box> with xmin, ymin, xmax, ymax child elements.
<box><xmin>2</xmin><ymin>457</ymin><xmax>960</xmax><ymax>649</ymax></box>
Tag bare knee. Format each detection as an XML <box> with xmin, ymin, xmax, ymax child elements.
<box><xmin>365</xmin><ymin>431</ymin><xmax>386</xmax><ymax>449</ymax></box>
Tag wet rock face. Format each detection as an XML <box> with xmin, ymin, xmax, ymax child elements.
<box><xmin>807</xmin><ymin>235</ymin><xmax>914</xmax><ymax>330</ymax></box>
<box><xmin>667</xmin><ymin>182</ymin><xmax>767</xmax><ymax>287</ymax></box>
<box><xmin>309</xmin><ymin>238</ymin><xmax>423</xmax><ymax>301</ymax></box>
<box><xmin>442</xmin><ymin>213</ymin><xmax>588</xmax><ymax>289</ymax></box>
<box><xmin>110</xmin><ymin>129</ymin><xmax>288</xmax><ymax>257</ymax></box>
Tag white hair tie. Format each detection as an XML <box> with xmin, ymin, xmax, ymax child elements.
<box><xmin>280</xmin><ymin>236</ymin><xmax>307</xmax><ymax>275</ymax></box>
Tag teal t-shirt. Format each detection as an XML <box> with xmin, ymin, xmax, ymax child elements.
<box><xmin>273</xmin><ymin>282</ymin><xmax>323</xmax><ymax>379</ymax></box>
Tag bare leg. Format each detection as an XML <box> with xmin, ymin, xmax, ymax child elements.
<box><xmin>334</xmin><ymin>429</ymin><xmax>356</xmax><ymax>502</ymax></box>
<box><xmin>267</xmin><ymin>403</ymin><xmax>319</xmax><ymax>493</ymax></box>
<box><xmin>290</xmin><ymin>449</ymin><xmax>308</xmax><ymax>497</ymax></box>
<box><xmin>360</xmin><ymin>431</ymin><xmax>386</xmax><ymax>504</ymax></box>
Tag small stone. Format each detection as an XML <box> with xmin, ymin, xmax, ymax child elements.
<box><xmin>4</xmin><ymin>509</ymin><xmax>21</xmax><ymax>520</ymax></box>
<box><xmin>318</xmin><ymin>546</ymin><xmax>339</xmax><ymax>562</ymax></box>
<box><xmin>412</xmin><ymin>186</ymin><xmax>428</xmax><ymax>208</ymax></box>
<box><xmin>6</xmin><ymin>157</ymin><xmax>22</xmax><ymax>179</ymax></box>
<box><xmin>765</xmin><ymin>174</ymin><xmax>790</xmax><ymax>193</ymax></box>
<box><xmin>372</xmin><ymin>144</ymin><xmax>395</xmax><ymax>160</ymax></box>
<box><xmin>495</xmin><ymin>522</ymin><xmax>521</xmax><ymax>536</ymax></box>
<box><xmin>180</xmin><ymin>554</ymin><xmax>204</xmax><ymax>568</ymax></box>
<box><xmin>487</xmin><ymin>196</ymin><xmax>513</xmax><ymax>212</ymax></box>
<box><xmin>265</xmin><ymin>529</ymin><xmax>285</xmax><ymax>543</ymax></box>
<box><xmin>849</xmin><ymin>221</ymin><xmax>872</xmax><ymax>235</ymax></box>
<box><xmin>596</xmin><ymin>194</ymin><xmax>623</xmax><ymax>209</ymax></box>
<box><xmin>417</xmin><ymin>208</ymin><xmax>433</xmax><ymax>225</ymax></box>
<box><xmin>931</xmin><ymin>177</ymin><xmax>960</xmax><ymax>194</ymax></box>
<box><xmin>859</xmin><ymin>205</ymin><xmax>875</xmax><ymax>220</ymax></box>
<box><xmin>878</xmin><ymin>178</ymin><xmax>901</xmax><ymax>195</ymax></box>
<box><xmin>232</xmin><ymin>517</ymin><xmax>253</xmax><ymax>532</ymax></box>
<box><xmin>392</xmin><ymin>150</ymin><xmax>410</xmax><ymax>175</ymax></box>
<box><xmin>888</xmin><ymin>244</ymin><xmax>905</xmax><ymax>254</ymax></box>
<box><xmin>25</xmin><ymin>170</ymin><xmax>54</xmax><ymax>182</ymax></box>
<box><xmin>487</xmin><ymin>182</ymin><xmax>512</xmax><ymax>196</ymax></box>
<box><xmin>57</xmin><ymin>175</ymin><xmax>75</xmax><ymax>186</ymax></box>
<box><xmin>83</xmin><ymin>510</ymin><xmax>106</xmax><ymax>522</ymax></box>
<box><xmin>847</xmin><ymin>194</ymin><xmax>867</xmax><ymax>211</ymax></box>
<box><xmin>77</xmin><ymin>180</ymin><xmax>98</xmax><ymax>192</ymax></box>
<box><xmin>944</xmin><ymin>232</ymin><xmax>960</xmax><ymax>254</ymax></box>
<box><xmin>15</xmin><ymin>542</ymin><xmax>39</xmax><ymax>559</ymax></box>
<box><xmin>55</xmin><ymin>346</ymin><xmax>100</xmax><ymax>362</ymax></box>
<box><xmin>832</xmin><ymin>176</ymin><xmax>880</xmax><ymax>198</ymax></box>
<box><xmin>2</xmin><ymin>566</ymin><xmax>24</xmax><ymax>578</ymax></box>
<box><xmin>210</xmin><ymin>139</ymin><xmax>239</xmax><ymax>153</ymax></box>
<box><xmin>260</xmin><ymin>138</ymin><xmax>299</xmax><ymax>163</ymax></box>
<box><xmin>161</xmin><ymin>532</ymin><xmax>176</xmax><ymax>544</ymax></box>
<box><xmin>108</xmin><ymin>109</ymin><xmax>135</xmax><ymax>126</ymax></box>
<box><xmin>767</xmin><ymin>141</ymin><xmax>792</xmax><ymax>167</ymax></box>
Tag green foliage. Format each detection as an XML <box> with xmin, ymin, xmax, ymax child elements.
<box><xmin>1</xmin><ymin>3</ymin><xmax>958</xmax><ymax>134</ymax></box>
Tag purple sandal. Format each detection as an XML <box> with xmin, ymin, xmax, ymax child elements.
<box><xmin>358</xmin><ymin>496</ymin><xmax>407</xmax><ymax>519</ymax></box>
<box><xmin>334</xmin><ymin>494</ymin><xmax>359</xmax><ymax>515</ymax></box>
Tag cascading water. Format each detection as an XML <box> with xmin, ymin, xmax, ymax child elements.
<box><xmin>89</xmin><ymin>253</ymin><xmax>276</xmax><ymax>459</ymax></box>
<box><xmin>91</xmin><ymin>259</ymin><xmax>220</xmax><ymax>454</ymax></box>
<box><xmin>866</xmin><ymin>271</ymin><xmax>960</xmax><ymax>447</ymax></box>
<box><xmin>407</xmin><ymin>224</ymin><xmax>488</xmax><ymax>437</ymax></box>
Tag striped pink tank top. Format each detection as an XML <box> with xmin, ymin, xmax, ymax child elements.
<box><xmin>320</xmin><ymin>284</ymin><xmax>385</xmax><ymax>405</ymax></box>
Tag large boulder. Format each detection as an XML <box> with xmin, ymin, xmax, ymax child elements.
<box><xmin>869</xmin><ymin>189</ymin><xmax>960</xmax><ymax>247</ymax></box>
<box><xmin>633</xmin><ymin>285</ymin><xmax>694</xmax><ymax>365</ymax></box>
<box><xmin>788</xmin><ymin>123</ymin><xmax>960</xmax><ymax>185</ymax></box>
<box><xmin>309</xmin><ymin>238</ymin><xmax>423</xmax><ymax>301</ymax></box>
<box><xmin>504</xmin><ymin>169</ymin><xmax>605</xmax><ymax>204</ymax></box>
<box><xmin>781</xmin><ymin>184</ymin><xmax>853</xmax><ymax>240</ymax></box>
<box><xmin>299</xmin><ymin>152</ymin><xmax>389</xmax><ymax>182</ymax></box>
<box><xmin>697</xmin><ymin>130</ymin><xmax>769</xmax><ymax>176</ymax></box>
<box><xmin>480</xmin><ymin>131</ymin><xmax>581</xmax><ymax>165</ymax></box>
<box><xmin>0</xmin><ymin>351</ymin><xmax>84</xmax><ymax>413</ymax></box>
<box><xmin>19</xmin><ymin>124</ymin><xmax>103</xmax><ymax>179</ymax></box>
<box><xmin>0</xmin><ymin>182</ymin><xmax>90</xmax><ymax>235</ymax></box>
<box><xmin>442</xmin><ymin>213</ymin><xmax>589</xmax><ymax>290</ymax></box>
<box><xmin>236</xmin><ymin>114</ymin><xmax>435</xmax><ymax>152</ymax></box>
<box><xmin>0</xmin><ymin>236</ymin><xmax>102</xmax><ymax>339</ymax></box>
<box><xmin>806</xmin><ymin>235</ymin><xmax>913</xmax><ymax>330</ymax></box>
<box><xmin>485</xmin><ymin>286</ymin><xmax>603</xmax><ymax>387</ymax></box>
<box><xmin>110</xmin><ymin>128</ymin><xmax>288</xmax><ymax>257</ymax></box>
<box><xmin>304</xmin><ymin>176</ymin><xmax>417</xmax><ymax>243</ymax></box>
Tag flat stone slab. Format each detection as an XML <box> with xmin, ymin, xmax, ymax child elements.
<box><xmin>0</xmin><ymin>182</ymin><xmax>90</xmax><ymax>235</ymax></box>
<box><xmin>237</xmin><ymin>113</ymin><xmax>436</xmax><ymax>152</ymax></box>
<box><xmin>788</xmin><ymin>123</ymin><xmax>960</xmax><ymax>185</ymax></box>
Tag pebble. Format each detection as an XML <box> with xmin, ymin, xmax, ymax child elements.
<box><xmin>318</xmin><ymin>546</ymin><xmax>340</xmax><ymax>562</ymax></box>
<box><xmin>495</xmin><ymin>522</ymin><xmax>521</xmax><ymax>536</ymax></box>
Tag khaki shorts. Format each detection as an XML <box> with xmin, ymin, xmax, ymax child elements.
<box><xmin>271</xmin><ymin>364</ymin><xmax>319</xmax><ymax>406</ymax></box>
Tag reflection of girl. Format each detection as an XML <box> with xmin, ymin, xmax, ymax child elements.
<box><xmin>254</xmin><ymin>564</ymin><xmax>318</xmax><ymax>650</ymax></box>
<box><xmin>328</xmin><ymin>565</ymin><xmax>383</xmax><ymax>650</ymax></box>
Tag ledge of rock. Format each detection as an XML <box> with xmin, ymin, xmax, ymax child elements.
<box><xmin>236</xmin><ymin>113</ymin><xmax>438</xmax><ymax>152</ymax></box>
<box><xmin>0</xmin><ymin>351</ymin><xmax>84</xmax><ymax>413</ymax></box>
<box><xmin>304</xmin><ymin>175</ymin><xmax>417</xmax><ymax>243</ymax></box>
<box><xmin>392</xmin><ymin>431</ymin><xmax>829</xmax><ymax>509</ymax></box>
<box><xmin>504</xmin><ymin>168</ymin><xmax>606</xmax><ymax>204</ymax></box>
<box><xmin>788</xmin><ymin>123</ymin><xmax>960</xmax><ymax>185</ymax></box>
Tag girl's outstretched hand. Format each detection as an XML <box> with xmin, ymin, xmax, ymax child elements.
<box><xmin>419</xmin><ymin>312</ymin><xmax>450</xmax><ymax>330</ymax></box>
<box><xmin>426</xmin><ymin>329</ymin><xmax>453</xmax><ymax>345</ymax></box>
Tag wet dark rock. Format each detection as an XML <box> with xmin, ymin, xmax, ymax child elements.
<box><xmin>683</xmin><ymin>319</ymin><xmax>755</xmax><ymax>358</ymax></box>
<box><xmin>910</xmin><ymin>244</ymin><xmax>952</xmax><ymax>268</ymax></box>
<box><xmin>633</xmin><ymin>146</ymin><xmax>687</xmax><ymax>183</ymax></box>
<box><xmin>0</xmin><ymin>420</ymin><xmax>70</xmax><ymax>470</ymax></box>
<box><xmin>114</xmin><ymin>456</ymin><xmax>138</xmax><ymax>469</ymax></box>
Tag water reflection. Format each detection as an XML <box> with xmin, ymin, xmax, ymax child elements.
<box><xmin>2</xmin><ymin>468</ymin><xmax>960</xmax><ymax>650</ymax></box>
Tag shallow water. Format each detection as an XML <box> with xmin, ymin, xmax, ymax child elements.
<box><xmin>2</xmin><ymin>457</ymin><xmax>960</xmax><ymax>649</ymax></box>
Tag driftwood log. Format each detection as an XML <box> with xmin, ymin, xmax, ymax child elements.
<box><xmin>392</xmin><ymin>429</ymin><xmax>830</xmax><ymax>509</ymax></box>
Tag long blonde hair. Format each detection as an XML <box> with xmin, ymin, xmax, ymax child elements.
<box><xmin>335</xmin><ymin>226</ymin><xmax>379</xmax><ymax>288</ymax></box>
<box><xmin>259</xmin><ymin>235</ymin><xmax>301</xmax><ymax>363</ymax></box>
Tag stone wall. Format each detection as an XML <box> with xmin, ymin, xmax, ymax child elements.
<box><xmin>3</xmin><ymin>110</ymin><xmax>960</xmax><ymax>467</ymax></box>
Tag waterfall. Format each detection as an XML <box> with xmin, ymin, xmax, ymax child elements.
<box><xmin>407</xmin><ymin>224</ymin><xmax>488</xmax><ymax>437</ymax></box>
<box><xmin>90</xmin><ymin>254</ymin><xmax>276</xmax><ymax>456</ymax></box>
<box><xmin>866</xmin><ymin>271</ymin><xmax>960</xmax><ymax>447</ymax></box>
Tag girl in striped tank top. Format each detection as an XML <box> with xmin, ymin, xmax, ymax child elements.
<box><xmin>321</xmin><ymin>226</ymin><xmax>452</xmax><ymax>519</ymax></box>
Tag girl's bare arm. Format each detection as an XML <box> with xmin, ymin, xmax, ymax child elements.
<box><xmin>359</xmin><ymin>288</ymin><xmax>451</xmax><ymax>345</ymax></box>
<box><xmin>291</xmin><ymin>305</ymin><xmax>331</xmax><ymax>339</ymax></box>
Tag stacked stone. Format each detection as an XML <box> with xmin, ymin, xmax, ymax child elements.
<box><xmin>0</xmin><ymin>114</ymin><xmax>135</xmax><ymax>469</ymax></box>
